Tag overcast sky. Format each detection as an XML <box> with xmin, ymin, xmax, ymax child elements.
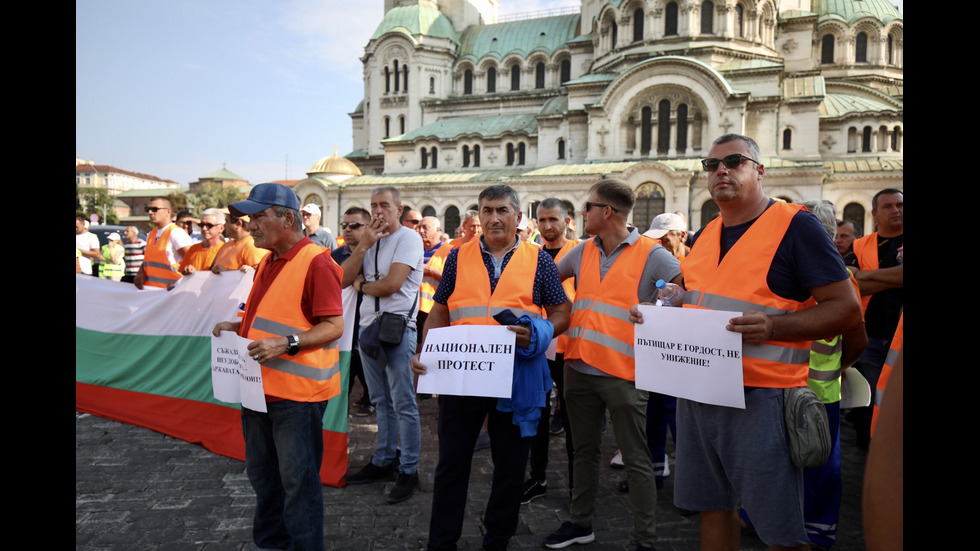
<box><xmin>76</xmin><ymin>0</ymin><xmax>901</xmax><ymax>187</ymax></box>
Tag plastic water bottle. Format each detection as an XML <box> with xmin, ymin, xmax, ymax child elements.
<box><xmin>655</xmin><ymin>279</ymin><xmax>685</xmax><ymax>307</ymax></box>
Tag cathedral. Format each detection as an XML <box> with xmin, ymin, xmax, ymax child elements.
<box><xmin>293</xmin><ymin>0</ymin><xmax>902</xmax><ymax>236</ymax></box>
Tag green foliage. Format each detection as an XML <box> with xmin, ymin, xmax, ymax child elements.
<box><xmin>167</xmin><ymin>192</ymin><xmax>189</xmax><ymax>215</ymax></box>
<box><xmin>186</xmin><ymin>182</ymin><xmax>246</xmax><ymax>216</ymax></box>
<box><xmin>79</xmin><ymin>187</ymin><xmax>119</xmax><ymax>225</ymax></box>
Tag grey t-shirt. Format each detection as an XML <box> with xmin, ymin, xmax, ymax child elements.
<box><xmin>556</xmin><ymin>228</ymin><xmax>682</xmax><ymax>377</ymax></box>
<box><xmin>359</xmin><ymin>226</ymin><xmax>424</xmax><ymax>329</ymax></box>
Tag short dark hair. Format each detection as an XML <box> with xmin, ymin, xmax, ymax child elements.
<box><xmin>713</xmin><ymin>133</ymin><xmax>762</xmax><ymax>164</ymax></box>
<box><xmin>871</xmin><ymin>188</ymin><xmax>903</xmax><ymax>211</ymax></box>
<box><xmin>76</xmin><ymin>214</ymin><xmax>87</xmax><ymax>224</ymax></box>
<box><xmin>838</xmin><ymin>219</ymin><xmax>863</xmax><ymax>238</ymax></box>
<box><xmin>371</xmin><ymin>186</ymin><xmax>401</xmax><ymax>205</ymax></box>
<box><xmin>149</xmin><ymin>197</ymin><xmax>173</xmax><ymax>209</ymax></box>
<box><xmin>176</xmin><ymin>210</ymin><xmax>193</xmax><ymax>221</ymax></box>
<box><xmin>478</xmin><ymin>184</ymin><xmax>521</xmax><ymax>213</ymax></box>
<box><xmin>590</xmin><ymin>178</ymin><xmax>635</xmax><ymax>216</ymax></box>
<box><xmin>344</xmin><ymin>206</ymin><xmax>371</xmax><ymax>223</ymax></box>
<box><xmin>537</xmin><ymin>197</ymin><xmax>569</xmax><ymax>219</ymax></box>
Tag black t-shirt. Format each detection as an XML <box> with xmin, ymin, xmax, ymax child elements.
<box><xmin>844</xmin><ymin>234</ymin><xmax>903</xmax><ymax>338</ymax></box>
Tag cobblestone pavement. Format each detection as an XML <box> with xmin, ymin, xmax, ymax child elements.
<box><xmin>77</xmin><ymin>390</ymin><xmax>869</xmax><ymax>550</ymax></box>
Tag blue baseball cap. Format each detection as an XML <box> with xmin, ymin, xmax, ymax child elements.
<box><xmin>229</xmin><ymin>183</ymin><xmax>300</xmax><ymax>216</ymax></box>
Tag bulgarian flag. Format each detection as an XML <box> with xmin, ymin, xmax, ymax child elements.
<box><xmin>75</xmin><ymin>271</ymin><xmax>352</xmax><ymax>487</ymax></box>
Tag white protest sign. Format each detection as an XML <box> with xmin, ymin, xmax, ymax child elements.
<box><xmin>417</xmin><ymin>325</ymin><xmax>516</xmax><ymax>398</ymax></box>
<box><xmin>211</xmin><ymin>331</ymin><xmax>267</xmax><ymax>412</ymax></box>
<box><xmin>634</xmin><ymin>305</ymin><xmax>745</xmax><ymax>408</ymax></box>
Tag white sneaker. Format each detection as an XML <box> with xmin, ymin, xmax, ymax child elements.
<box><xmin>663</xmin><ymin>455</ymin><xmax>670</xmax><ymax>477</ymax></box>
<box><xmin>610</xmin><ymin>449</ymin><xmax>624</xmax><ymax>469</ymax></box>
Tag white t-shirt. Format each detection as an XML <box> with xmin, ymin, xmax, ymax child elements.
<box><xmin>151</xmin><ymin>223</ymin><xmax>194</xmax><ymax>265</ymax></box>
<box><xmin>359</xmin><ymin>226</ymin><xmax>424</xmax><ymax>328</ymax></box>
<box><xmin>75</xmin><ymin>231</ymin><xmax>101</xmax><ymax>275</ymax></box>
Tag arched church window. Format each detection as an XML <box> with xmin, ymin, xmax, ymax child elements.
<box><xmin>633</xmin><ymin>183</ymin><xmax>665</xmax><ymax>232</ymax></box>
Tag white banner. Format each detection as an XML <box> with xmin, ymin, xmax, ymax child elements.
<box><xmin>416</xmin><ymin>325</ymin><xmax>516</xmax><ymax>398</ymax></box>
<box><xmin>211</xmin><ymin>331</ymin><xmax>268</xmax><ymax>412</ymax></box>
<box><xmin>634</xmin><ymin>305</ymin><xmax>745</xmax><ymax>408</ymax></box>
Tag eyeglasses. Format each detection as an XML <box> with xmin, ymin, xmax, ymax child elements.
<box><xmin>200</xmin><ymin>222</ymin><xmax>222</xmax><ymax>230</ymax></box>
<box><xmin>145</xmin><ymin>206</ymin><xmax>169</xmax><ymax>213</ymax></box>
<box><xmin>341</xmin><ymin>222</ymin><xmax>365</xmax><ymax>230</ymax></box>
<box><xmin>404</xmin><ymin>219</ymin><xmax>421</xmax><ymax>226</ymax></box>
<box><xmin>701</xmin><ymin>154</ymin><xmax>760</xmax><ymax>172</ymax></box>
<box><xmin>584</xmin><ymin>201</ymin><xmax>620</xmax><ymax>213</ymax></box>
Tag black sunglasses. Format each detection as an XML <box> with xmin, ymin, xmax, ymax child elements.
<box><xmin>701</xmin><ymin>153</ymin><xmax>760</xmax><ymax>172</ymax></box>
<box><xmin>145</xmin><ymin>206</ymin><xmax>169</xmax><ymax>214</ymax></box>
<box><xmin>341</xmin><ymin>222</ymin><xmax>365</xmax><ymax>230</ymax></box>
<box><xmin>584</xmin><ymin>201</ymin><xmax>620</xmax><ymax>213</ymax></box>
<box><xmin>200</xmin><ymin>222</ymin><xmax>222</xmax><ymax>230</ymax></box>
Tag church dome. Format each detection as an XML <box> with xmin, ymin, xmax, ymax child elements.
<box><xmin>308</xmin><ymin>150</ymin><xmax>362</xmax><ymax>177</ymax></box>
<box><xmin>814</xmin><ymin>0</ymin><xmax>902</xmax><ymax>25</ymax></box>
<box><xmin>371</xmin><ymin>4</ymin><xmax>458</xmax><ymax>43</ymax></box>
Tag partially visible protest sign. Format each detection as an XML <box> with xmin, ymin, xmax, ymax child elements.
<box><xmin>417</xmin><ymin>325</ymin><xmax>516</xmax><ymax>398</ymax></box>
<box><xmin>211</xmin><ymin>331</ymin><xmax>267</xmax><ymax>412</ymax></box>
<box><xmin>634</xmin><ymin>305</ymin><xmax>745</xmax><ymax>408</ymax></box>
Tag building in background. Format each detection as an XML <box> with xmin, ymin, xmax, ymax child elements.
<box><xmin>304</xmin><ymin>0</ymin><xmax>902</xmax><ymax>236</ymax></box>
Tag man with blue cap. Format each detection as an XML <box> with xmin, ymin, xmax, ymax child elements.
<box><xmin>212</xmin><ymin>183</ymin><xmax>344</xmax><ymax>551</ymax></box>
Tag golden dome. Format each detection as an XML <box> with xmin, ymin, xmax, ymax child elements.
<box><xmin>308</xmin><ymin>146</ymin><xmax>362</xmax><ymax>176</ymax></box>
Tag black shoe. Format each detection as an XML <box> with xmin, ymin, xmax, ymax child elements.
<box><xmin>544</xmin><ymin>521</ymin><xmax>594</xmax><ymax>549</ymax></box>
<box><xmin>521</xmin><ymin>479</ymin><xmax>547</xmax><ymax>504</ymax></box>
<box><xmin>345</xmin><ymin>461</ymin><xmax>396</xmax><ymax>485</ymax></box>
<box><xmin>626</xmin><ymin>541</ymin><xmax>656</xmax><ymax>551</ymax></box>
<box><xmin>354</xmin><ymin>403</ymin><xmax>375</xmax><ymax>417</ymax></box>
<box><xmin>549</xmin><ymin>414</ymin><xmax>564</xmax><ymax>435</ymax></box>
<box><xmin>387</xmin><ymin>471</ymin><xmax>419</xmax><ymax>504</ymax></box>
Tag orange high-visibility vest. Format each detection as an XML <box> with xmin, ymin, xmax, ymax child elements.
<box><xmin>550</xmin><ymin>239</ymin><xmax>578</xmax><ymax>354</ymax></box>
<box><xmin>243</xmin><ymin>243</ymin><xmax>341</xmax><ymax>402</ymax></box>
<box><xmin>178</xmin><ymin>241</ymin><xmax>225</xmax><ymax>273</ymax></box>
<box><xmin>143</xmin><ymin>224</ymin><xmax>181</xmax><ymax>288</ymax></box>
<box><xmin>564</xmin><ymin>235</ymin><xmax>656</xmax><ymax>381</ymax></box>
<box><xmin>682</xmin><ymin>202</ymin><xmax>811</xmax><ymax>388</ymax></box>
<box><xmin>871</xmin><ymin>310</ymin><xmax>903</xmax><ymax>438</ymax></box>
<box><xmin>419</xmin><ymin>243</ymin><xmax>451</xmax><ymax>314</ymax></box>
<box><xmin>852</xmin><ymin>232</ymin><xmax>879</xmax><ymax>312</ymax></box>
<box><xmin>447</xmin><ymin>240</ymin><xmax>542</xmax><ymax>326</ymax></box>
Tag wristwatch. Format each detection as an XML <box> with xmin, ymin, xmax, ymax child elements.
<box><xmin>286</xmin><ymin>334</ymin><xmax>300</xmax><ymax>356</ymax></box>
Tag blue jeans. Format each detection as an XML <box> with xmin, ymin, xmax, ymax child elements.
<box><xmin>241</xmin><ymin>400</ymin><xmax>328</xmax><ymax>551</ymax></box>
<box><xmin>359</xmin><ymin>324</ymin><xmax>421</xmax><ymax>474</ymax></box>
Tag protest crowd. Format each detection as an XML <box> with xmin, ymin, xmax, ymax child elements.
<box><xmin>77</xmin><ymin>133</ymin><xmax>902</xmax><ymax>551</ymax></box>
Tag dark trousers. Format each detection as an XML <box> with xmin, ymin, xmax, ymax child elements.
<box><xmin>528</xmin><ymin>353</ymin><xmax>573</xmax><ymax>484</ymax></box>
<box><xmin>347</xmin><ymin>350</ymin><xmax>370</xmax><ymax>404</ymax></box>
<box><xmin>427</xmin><ymin>395</ymin><xmax>532</xmax><ymax>551</ymax></box>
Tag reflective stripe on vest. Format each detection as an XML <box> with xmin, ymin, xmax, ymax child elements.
<box><xmin>564</xmin><ymin>235</ymin><xmax>655</xmax><ymax>380</ymax></box>
<box><xmin>447</xmin><ymin>239</ymin><xmax>541</xmax><ymax>326</ymax></box>
<box><xmin>144</xmin><ymin>225</ymin><xmax>181</xmax><ymax>288</ymax></box>
<box><xmin>808</xmin><ymin>334</ymin><xmax>842</xmax><ymax>403</ymax></box>
<box><xmin>872</xmin><ymin>311</ymin><xmax>903</xmax><ymax>437</ymax></box>
<box><xmin>244</xmin><ymin>242</ymin><xmax>341</xmax><ymax>402</ymax></box>
<box><xmin>419</xmin><ymin>243</ymin><xmax>450</xmax><ymax>314</ymax></box>
<box><xmin>681</xmin><ymin>202</ymin><xmax>811</xmax><ymax>388</ymax></box>
<box><xmin>100</xmin><ymin>245</ymin><xmax>125</xmax><ymax>279</ymax></box>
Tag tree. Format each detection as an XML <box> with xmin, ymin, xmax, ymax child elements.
<box><xmin>186</xmin><ymin>182</ymin><xmax>245</xmax><ymax>215</ymax></box>
<box><xmin>79</xmin><ymin>187</ymin><xmax>119</xmax><ymax>225</ymax></box>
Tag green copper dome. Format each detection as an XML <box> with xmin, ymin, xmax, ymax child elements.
<box><xmin>371</xmin><ymin>4</ymin><xmax>458</xmax><ymax>43</ymax></box>
<box><xmin>814</xmin><ymin>0</ymin><xmax>903</xmax><ymax>25</ymax></box>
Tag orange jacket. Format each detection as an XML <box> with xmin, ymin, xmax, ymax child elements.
<box><xmin>419</xmin><ymin>243</ymin><xmax>451</xmax><ymax>314</ymax></box>
<box><xmin>143</xmin><ymin>225</ymin><xmax>181</xmax><ymax>288</ymax></box>
<box><xmin>550</xmin><ymin>240</ymin><xmax>578</xmax><ymax>354</ymax></box>
<box><xmin>178</xmin><ymin>241</ymin><xmax>225</xmax><ymax>273</ymax></box>
<box><xmin>872</xmin><ymin>310</ymin><xmax>902</xmax><ymax>437</ymax></box>
<box><xmin>682</xmin><ymin>202</ymin><xmax>811</xmax><ymax>388</ymax></box>
<box><xmin>852</xmin><ymin>232</ymin><xmax>879</xmax><ymax>312</ymax></box>
<box><xmin>447</xmin><ymin>240</ymin><xmax>542</xmax><ymax>326</ymax></box>
<box><xmin>243</xmin><ymin>243</ymin><xmax>341</xmax><ymax>402</ymax></box>
<box><xmin>564</xmin><ymin>236</ymin><xmax>656</xmax><ymax>381</ymax></box>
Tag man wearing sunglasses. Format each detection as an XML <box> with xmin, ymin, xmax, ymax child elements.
<box><xmin>544</xmin><ymin>179</ymin><xmax>681</xmax><ymax>551</ymax></box>
<box><xmin>178</xmin><ymin>208</ymin><xmax>226</xmax><ymax>275</ymax></box>
<box><xmin>649</xmin><ymin>134</ymin><xmax>861</xmax><ymax>550</ymax></box>
<box><xmin>331</xmin><ymin>207</ymin><xmax>375</xmax><ymax>417</ymax></box>
<box><xmin>134</xmin><ymin>197</ymin><xmax>193</xmax><ymax>289</ymax></box>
